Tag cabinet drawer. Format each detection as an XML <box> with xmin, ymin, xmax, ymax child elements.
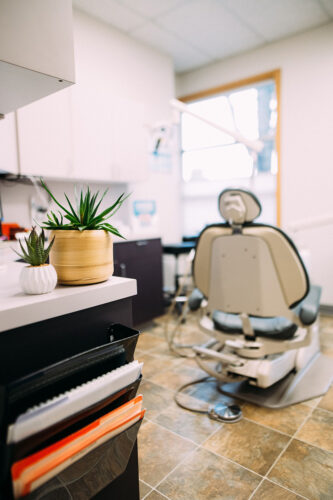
<box><xmin>114</xmin><ymin>239</ymin><xmax>161</xmax><ymax>262</ymax></box>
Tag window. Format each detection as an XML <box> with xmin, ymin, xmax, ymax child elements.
<box><xmin>180</xmin><ymin>73</ymin><xmax>279</xmax><ymax>237</ymax></box>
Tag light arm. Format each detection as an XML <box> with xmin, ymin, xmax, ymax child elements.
<box><xmin>170</xmin><ymin>98</ymin><xmax>264</xmax><ymax>154</ymax></box>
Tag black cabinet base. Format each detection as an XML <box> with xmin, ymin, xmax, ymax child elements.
<box><xmin>0</xmin><ymin>297</ymin><xmax>141</xmax><ymax>500</ymax></box>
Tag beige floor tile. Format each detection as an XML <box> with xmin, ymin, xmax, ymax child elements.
<box><xmin>320</xmin><ymin>330</ymin><xmax>333</xmax><ymax>349</ymax></box>
<box><xmin>137</xmin><ymin>353</ymin><xmax>181</xmax><ymax>380</ymax></box>
<box><xmin>251</xmin><ymin>479</ymin><xmax>304</xmax><ymax>499</ymax></box>
<box><xmin>142</xmin><ymin>321</ymin><xmax>167</xmax><ymax>339</ymax></box>
<box><xmin>147</xmin><ymin>343</ymin><xmax>181</xmax><ymax>360</ymax></box>
<box><xmin>321</xmin><ymin>345</ymin><xmax>333</xmax><ymax>358</ymax></box>
<box><xmin>188</xmin><ymin>378</ymin><xmax>243</xmax><ymax>407</ymax></box>
<box><xmin>296</xmin><ymin>408</ymin><xmax>333</xmax><ymax>452</ymax></box>
<box><xmin>135</xmin><ymin>348</ymin><xmax>145</xmax><ymax>359</ymax></box>
<box><xmin>137</xmin><ymin>333</ymin><xmax>166</xmax><ymax>352</ymax></box>
<box><xmin>139</xmin><ymin>380</ymin><xmax>174</xmax><ymax>419</ymax></box>
<box><xmin>149</xmin><ymin>365</ymin><xmax>205</xmax><ymax>392</ymax></box>
<box><xmin>153</xmin><ymin>397</ymin><xmax>221</xmax><ymax>444</ymax></box>
<box><xmin>146</xmin><ymin>491</ymin><xmax>169</xmax><ymax>500</ymax></box>
<box><xmin>171</xmin><ymin>327</ymin><xmax>208</xmax><ymax>346</ymax></box>
<box><xmin>157</xmin><ymin>448</ymin><xmax>261</xmax><ymax>500</ymax></box>
<box><xmin>140</xmin><ymin>480</ymin><xmax>152</xmax><ymax>499</ymax></box>
<box><xmin>302</xmin><ymin>396</ymin><xmax>322</xmax><ymax>408</ymax></box>
<box><xmin>319</xmin><ymin>315</ymin><xmax>333</xmax><ymax>333</ymax></box>
<box><xmin>268</xmin><ymin>439</ymin><xmax>333</xmax><ymax>499</ymax></box>
<box><xmin>138</xmin><ymin>421</ymin><xmax>196</xmax><ymax>487</ymax></box>
<box><xmin>318</xmin><ymin>384</ymin><xmax>333</xmax><ymax>412</ymax></box>
<box><xmin>204</xmin><ymin>418</ymin><xmax>290</xmax><ymax>475</ymax></box>
<box><xmin>242</xmin><ymin>402</ymin><xmax>310</xmax><ymax>435</ymax></box>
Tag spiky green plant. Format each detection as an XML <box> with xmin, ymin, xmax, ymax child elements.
<box><xmin>40</xmin><ymin>179</ymin><xmax>129</xmax><ymax>239</ymax></box>
<box><xmin>14</xmin><ymin>227</ymin><xmax>55</xmax><ymax>266</ymax></box>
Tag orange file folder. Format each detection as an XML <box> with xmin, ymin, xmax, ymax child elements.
<box><xmin>12</xmin><ymin>395</ymin><xmax>144</xmax><ymax>498</ymax></box>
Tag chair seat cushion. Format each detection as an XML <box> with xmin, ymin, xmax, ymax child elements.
<box><xmin>212</xmin><ymin>311</ymin><xmax>298</xmax><ymax>340</ymax></box>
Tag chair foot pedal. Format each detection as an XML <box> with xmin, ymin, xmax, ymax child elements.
<box><xmin>208</xmin><ymin>402</ymin><xmax>242</xmax><ymax>423</ymax></box>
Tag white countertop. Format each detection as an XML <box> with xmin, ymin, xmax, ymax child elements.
<box><xmin>0</xmin><ymin>262</ymin><xmax>137</xmax><ymax>332</ymax></box>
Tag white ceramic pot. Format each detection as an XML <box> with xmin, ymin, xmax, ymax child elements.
<box><xmin>20</xmin><ymin>264</ymin><xmax>57</xmax><ymax>295</ymax></box>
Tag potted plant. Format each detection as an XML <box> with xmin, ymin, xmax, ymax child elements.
<box><xmin>14</xmin><ymin>227</ymin><xmax>57</xmax><ymax>294</ymax></box>
<box><xmin>40</xmin><ymin>180</ymin><xmax>129</xmax><ymax>285</ymax></box>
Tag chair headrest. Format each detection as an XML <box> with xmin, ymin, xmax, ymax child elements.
<box><xmin>218</xmin><ymin>189</ymin><xmax>261</xmax><ymax>224</ymax></box>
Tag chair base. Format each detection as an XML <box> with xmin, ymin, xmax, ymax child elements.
<box><xmin>219</xmin><ymin>352</ymin><xmax>333</xmax><ymax>408</ymax></box>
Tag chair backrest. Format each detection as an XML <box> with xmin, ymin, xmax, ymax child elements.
<box><xmin>193</xmin><ymin>189</ymin><xmax>309</xmax><ymax>317</ymax></box>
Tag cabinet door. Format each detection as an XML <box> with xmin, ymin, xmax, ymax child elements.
<box><xmin>110</xmin><ymin>99</ymin><xmax>148</xmax><ymax>183</ymax></box>
<box><xmin>0</xmin><ymin>112</ymin><xmax>19</xmax><ymax>174</ymax></box>
<box><xmin>71</xmin><ymin>81</ymin><xmax>114</xmax><ymax>182</ymax></box>
<box><xmin>16</xmin><ymin>88</ymin><xmax>73</xmax><ymax>179</ymax></box>
<box><xmin>114</xmin><ymin>239</ymin><xmax>163</xmax><ymax>326</ymax></box>
<box><xmin>71</xmin><ymin>71</ymin><xmax>148</xmax><ymax>183</ymax></box>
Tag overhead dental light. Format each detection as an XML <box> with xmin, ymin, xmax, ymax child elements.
<box><xmin>169</xmin><ymin>98</ymin><xmax>264</xmax><ymax>154</ymax></box>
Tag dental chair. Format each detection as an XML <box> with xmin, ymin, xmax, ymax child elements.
<box><xmin>192</xmin><ymin>188</ymin><xmax>333</xmax><ymax>408</ymax></box>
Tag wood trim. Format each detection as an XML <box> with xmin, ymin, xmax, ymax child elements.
<box><xmin>178</xmin><ymin>69</ymin><xmax>282</xmax><ymax>226</ymax></box>
<box><xmin>275</xmin><ymin>70</ymin><xmax>281</xmax><ymax>227</ymax></box>
<box><xmin>178</xmin><ymin>70</ymin><xmax>279</xmax><ymax>102</ymax></box>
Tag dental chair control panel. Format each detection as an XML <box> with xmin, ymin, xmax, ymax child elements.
<box><xmin>192</xmin><ymin>189</ymin><xmax>333</xmax><ymax>408</ymax></box>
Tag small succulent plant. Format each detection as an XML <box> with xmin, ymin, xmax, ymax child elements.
<box><xmin>14</xmin><ymin>227</ymin><xmax>55</xmax><ymax>266</ymax></box>
<box><xmin>40</xmin><ymin>179</ymin><xmax>129</xmax><ymax>239</ymax></box>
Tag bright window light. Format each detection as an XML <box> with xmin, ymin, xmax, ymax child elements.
<box><xmin>181</xmin><ymin>78</ymin><xmax>278</xmax><ymax>234</ymax></box>
<box><xmin>183</xmin><ymin>144</ymin><xmax>253</xmax><ymax>182</ymax></box>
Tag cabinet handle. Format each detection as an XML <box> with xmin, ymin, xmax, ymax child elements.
<box><xmin>136</xmin><ymin>240</ymin><xmax>148</xmax><ymax>246</ymax></box>
<box><xmin>120</xmin><ymin>263</ymin><xmax>127</xmax><ymax>277</ymax></box>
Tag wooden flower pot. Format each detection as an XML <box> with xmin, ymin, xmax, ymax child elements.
<box><xmin>50</xmin><ymin>230</ymin><xmax>114</xmax><ymax>285</ymax></box>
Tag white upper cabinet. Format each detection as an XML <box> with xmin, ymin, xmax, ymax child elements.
<box><xmin>16</xmin><ymin>90</ymin><xmax>74</xmax><ymax>179</ymax></box>
<box><xmin>0</xmin><ymin>0</ymin><xmax>75</xmax><ymax>115</ymax></box>
<box><xmin>110</xmin><ymin>98</ymin><xmax>148</xmax><ymax>183</ymax></box>
<box><xmin>71</xmin><ymin>81</ymin><xmax>115</xmax><ymax>182</ymax></box>
<box><xmin>0</xmin><ymin>113</ymin><xmax>19</xmax><ymax>174</ymax></box>
<box><xmin>71</xmin><ymin>84</ymin><xmax>148</xmax><ymax>183</ymax></box>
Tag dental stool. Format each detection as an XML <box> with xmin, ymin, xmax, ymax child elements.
<box><xmin>192</xmin><ymin>188</ymin><xmax>333</xmax><ymax>408</ymax></box>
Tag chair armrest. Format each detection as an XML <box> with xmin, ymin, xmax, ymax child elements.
<box><xmin>293</xmin><ymin>285</ymin><xmax>322</xmax><ymax>325</ymax></box>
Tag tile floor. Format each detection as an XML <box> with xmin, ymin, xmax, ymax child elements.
<box><xmin>136</xmin><ymin>313</ymin><xmax>333</xmax><ymax>500</ymax></box>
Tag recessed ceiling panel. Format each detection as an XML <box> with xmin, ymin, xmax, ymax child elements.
<box><xmin>157</xmin><ymin>0</ymin><xmax>264</xmax><ymax>58</ymax></box>
<box><xmin>73</xmin><ymin>0</ymin><xmax>145</xmax><ymax>32</ymax></box>
<box><xmin>118</xmin><ymin>0</ymin><xmax>191</xmax><ymax>18</ymax></box>
<box><xmin>223</xmin><ymin>0</ymin><xmax>330</xmax><ymax>41</ymax></box>
<box><xmin>131</xmin><ymin>21</ymin><xmax>213</xmax><ymax>72</ymax></box>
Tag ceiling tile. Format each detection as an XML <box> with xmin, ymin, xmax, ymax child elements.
<box><xmin>318</xmin><ymin>0</ymin><xmax>333</xmax><ymax>18</ymax></box>
<box><xmin>131</xmin><ymin>21</ymin><xmax>213</xmax><ymax>72</ymax></box>
<box><xmin>222</xmin><ymin>0</ymin><xmax>330</xmax><ymax>41</ymax></box>
<box><xmin>117</xmin><ymin>0</ymin><xmax>191</xmax><ymax>19</ymax></box>
<box><xmin>73</xmin><ymin>0</ymin><xmax>145</xmax><ymax>32</ymax></box>
<box><xmin>157</xmin><ymin>0</ymin><xmax>264</xmax><ymax>59</ymax></box>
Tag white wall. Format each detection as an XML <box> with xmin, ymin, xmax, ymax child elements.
<box><xmin>1</xmin><ymin>8</ymin><xmax>181</xmax><ymax>243</ymax></box>
<box><xmin>73</xmin><ymin>9</ymin><xmax>181</xmax><ymax>244</ymax></box>
<box><xmin>176</xmin><ymin>23</ymin><xmax>333</xmax><ymax>305</ymax></box>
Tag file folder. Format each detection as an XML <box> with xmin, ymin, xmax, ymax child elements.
<box><xmin>8</xmin><ymin>361</ymin><xmax>143</xmax><ymax>444</ymax></box>
<box><xmin>12</xmin><ymin>396</ymin><xmax>145</xmax><ymax>498</ymax></box>
<box><xmin>11</xmin><ymin>375</ymin><xmax>142</xmax><ymax>462</ymax></box>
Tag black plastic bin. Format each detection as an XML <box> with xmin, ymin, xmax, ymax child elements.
<box><xmin>0</xmin><ymin>324</ymin><xmax>142</xmax><ymax>500</ymax></box>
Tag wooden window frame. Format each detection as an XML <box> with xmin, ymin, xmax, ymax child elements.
<box><xmin>178</xmin><ymin>69</ymin><xmax>281</xmax><ymax>226</ymax></box>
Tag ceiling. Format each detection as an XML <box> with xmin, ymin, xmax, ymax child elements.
<box><xmin>73</xmin><ymin>0</ymin><xmax>333</xmax><ymax>73</ymax></box>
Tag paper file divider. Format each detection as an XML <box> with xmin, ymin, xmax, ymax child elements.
<box><xmin>8</xmin><ymin>361</ymin><xmax>143</xmax><ymax>445</ymax></box>
<box><xmin>11</xmin><ymin>396</ymin><xmax>145</xmax><ymax>499</ymax></box>
<box><xmin>12</xmin><ymin>375</ymin><xmax>142</xmax><ymax>463</ymax></box>
<box><xmin>7</xmin><ymin>344</ymin><xmax>127</xmax><ymax>423</ymax></box>
<box><xmin>6</xmin><ymin>324</ymin><xmax>140</xmax><ymax>427</ymax></box>
<box><xmin>24</xmin><ymin>419</ymin><xmax>144</xmax><ymax>500</ymax></box>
